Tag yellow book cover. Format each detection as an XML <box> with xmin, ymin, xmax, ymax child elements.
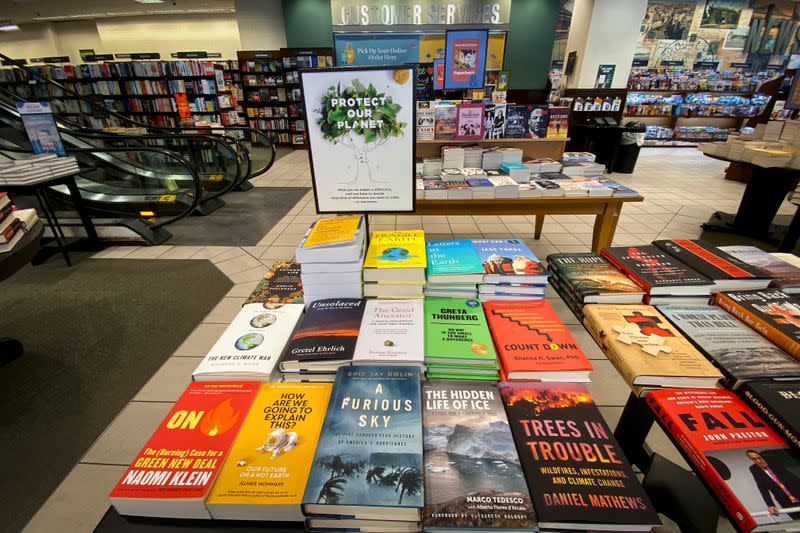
<box><xmin>363</xmin><ymin>230</ymin><xmax>426</xmax><ymax>269</ymax></box>
<box><xmin>205</xmin><ymin>382</ymin><xmax>332</xmax><ymax>520</ymax></box>
<box><xmin>303</xmin><ymin>216</ymin><xmax>361</xmax><ymax>248</ymax></box>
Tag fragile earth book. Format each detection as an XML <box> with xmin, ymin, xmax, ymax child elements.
<box><xmin>601</xmin><ymin>245</ymin><xmax>713</xmax><ymax>296</ymax></box>
<box><xmin>422</xmin><ymin>380</ymin><xmax>537</xmax><ymax>532</ymax></box>
<box><xmin>424</xmin><ymin>297</ymin><xmax>497</xmax><ymax>366</ymax></box>
<box><xmin>364</xmin><ymin>230</ymin><xmax>426</xmax><ymax>283</ymax></box>
<box><xmin>244</xmin><ymin>261</ymin><xmax>303</xmax><ymax>306</ymax></box>
<box><xmin>547</xmin><ymin>253</ymin><xmax>644</xmax><ymax>303</ymax></box>
<box><xmin>740</xmin><ymin>381</ymin><xmax>800</xmax><ymax>449</ymax></box>
<box><xmin>353</xmin><ymin>299</ymin><xmax>424</xmax><ymax>366</ymax></box>
<box><xmin>498</xmin><ymin>381</ymin><xmax>658</xmax><ymax>531</ymax></box>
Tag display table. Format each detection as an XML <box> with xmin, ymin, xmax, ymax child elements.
<box><xmin>412</xmin><ymin>195</ymin><xmax>644</xmax><ymax>252</ymax></box>
<box><xmin>416</xmin><ymin>138</ymin><xmax>568</xmax><ymax>161</ymax></box>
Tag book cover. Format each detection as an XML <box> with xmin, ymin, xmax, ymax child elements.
<box><xmin>741</xmin><ymin>381</ymin><xmax>800</xmax><ymax>449</ymax></box>
<box><xmin>472</xmin><ymin>239</ymin><xmax>546</xmax><ymax>280</ymax></box>
<box><xmin>425</xmin><ymin>239</ymin><xmax>483</xmax><ymax>278</ymax></box>
<box><xmin>435</xmin><ymin>105</ymin><xmax>457</xmax><ymax>140</ymax></box>
<box><xmin>416</xmin><ymin>103</ymin><xmax>435</xmax><ymax>141</ymax></box>
<box><xmin>546</xmin><ymin>107</ymin><xmax>569</xmax><ymax>138</ymax></box>
<box><xmin>715</xmin><ymin>290</ymin><xmax>800</xmax><ymax>360</ymax></box>
<box><xmin>658</xmin><ymin>304</ymin><xmax>800</xmax><ymax>388</ymax></box>
<box><xmin>503</xmin><ymin>104</ymin><xmax>527</xmax><ymax>138</ymax></box>
<box><xmin>483</xmin><ymin>300</ymin><xmax>592</xmax><ymax>380</ymax></box>
<box><xmin>206</xmin><ymin>382</ymin><xmax>332</xmax><ymax>520</ymax></box>
<box><xmin>653</xmin><ymin>240</ymin><xmax>769</xmax><ymax>282</ymax></box>
<box><xmin>525</xmin><ymin>105</ymin><xmax>549</xmax><ymax>139</ymax></box>
<box><xmin>193</xmin><ymin>303</ymin><xmax>304</xmax><ymax>380</ymax></box>
<box><xmin>303</xmin><ymin>216</ymin><xmax>362</xmax><ymax>248</ymax></box>
<box><xmin>601</xmin><ymin>245</ymin><xmax>712</xmax><ymax>294</ymax></box>
<box><xmin>109</xmin><ymin>382</ymin><xmax>260</xmax><ymax>518</ymax></box>
<box><xmin>302</xmin><ymin>366</ymin><xmax>423</xmax><ymax>518</ymax></box>
<box><xmin>547</xmin><ymin>253</ymin><xmax>644</xmax><ymax>302</ymax></box>
<box><xmin>485</xmin><ymin>103</ymin><xmax>506</xmax><ymax>139</ymax></box>
<box><xmin>720</xmin><ymin>245</ymin><xmax>800</xmax><ymax>292</ymax></box>
<box><xmin>422</xmin><ymin>380</ymin><xmax>536</xmax><ymax>531</ymax></box>
<box><xmin>353</xmin><ymin>299</ymin><xmax>424</xmax><ymax>365</ymax></box>
<box><xmin>364</xmin><ymin>231</ymin><xmax>426</xmax><ymax>270</ymax></box>
<box><xmin>455</xmin><ymin>102</ymin><xmax>485</xmax><ymax>140</ymax></box>
<box><xmin>647</xmin><ymin>389</ymin><xmax>800</xmax><ymax>533</ymax></box>
<box><xmin>244</xmin><ymin>261</ymin><xmax>303</xmax><ymax>306</ymax></box>
<box><xmin>499</xmin><ymin>382</ymin><xmax>658</xmax><ymax>530</ymax></box>
<box><xmin>424</xmin><ymin>298</ymin><xmax>497</xmax><ymax>365</ymax></box>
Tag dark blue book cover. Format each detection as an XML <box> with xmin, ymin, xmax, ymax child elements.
<box><xmin>282</xmin><ymin>298</ymin><xmax>365</xmax><ymax>364</ymax></box>
<box><xmin>503</xmin><ymin>104</ymin><xmax>527</xmax><ymax>138</ymax></box>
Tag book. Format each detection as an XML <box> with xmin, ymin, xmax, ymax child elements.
<box><xmin>424</xmin><ymin>297</ymin><xmax>497</xmax><ymax>366</ymax></box>
<box><xmin>296</xmin><ymin>217</ymin><xmax>366</xmax><ymax>264</ymax></box>
<box><xmin>601</xmin><ymin>245</ymin><xmax>714</xmax><ymax>296</ymax></box>
<box><xmin>435</xmin><ymin>105</ymin><xmax>457</xmax><ymax>140</ymax></box>
<box><xmin>472</xmin><ymin>239</ymin><xmax>548</xmax><ymax>285</ymax></box>
<box><xmin>740</xmin><ymin>381</ymin><xmax>800</xmax><ymax>448</ymax></box>
<box><xmin>524</xmin><ymin>105</ymin><xmax>549</xmax><ymax>139</ymax></box>
<box><xmin>108</xmin><ymin>382</ymin><xmax>260</xmax><ymax>518</ymax></box>
<box><xmin>301</xmin><ymin>366</ymin><xmax>423</xmax><ymax>521</ymax></box>
<box><xmin>280</xmin><ymin>298</ymin><xmax>366</xmax><ymax>374</ymax></box>
<box><xmin>353</xmin><ymin>299</ymin><xmax>424</xmax><ymax>366</ymax></box>
<box><xmin>499</xmin><ymin>382</ymin><xmax>658</xmax><ymax>531</ymax></box>
<box><xmin>720</xmin><ymin>245</ymin><xmax>800</xmax><ymax>294</ymax></box>
<box><xmin>658</xmin><ymin>304</ymin><xmax>800</xmax><ymax>389</ymax></box>
<box><xmin>363</xmin><ymin>281</ymin><xmax>425</xmax><ymax>299</ymax></box>
<box><xmin>244</xmin><ymin>261</ymin><xmax>303</xmax><ymax>306</ymax></box>
<box><xmin>193</xmin><ymin>303</ymin><xmax>304</xmax><ymax>381</ymax></box>
<box><xmin>546</xmin><ymin>107</ymin><xmax>569</xmax><ymax>138</ymax></box>
<box><xmin>363</xmin><ymin>231</ymin><xmax>426</xmax><ymax>283</ymax></box>
<box><xmin>416</xmin><ymin>103</ymin><xmax>435</xmax><ymax>141</ymax></box>
<box><xmin>455</xmin><ymin>102</ymin><xmax>485</xmax><ymax>140</ymax></box>
<box><xmin>653</xmin><ymin>240</ymin><xmax>771</xmax><ymax>291</ymax></box>
<box><xmin>425</xmin><ymin>239</ymin><xmax>484</xmax><ymax>284</ymax></box>
<box><xmin>422</xmin><ymin>380</ymin><xmax>537</xmax><ymax>532</ymax></box>
<box><xmin>546</xmin><ymin>253</ymin><xmax>644</xmax><ymax>303</ymax></box>
<box><xmin>485</xmin><ymin>103</ymin><xmax>506</xmax><ymax>139</ymax></box>
<box><xmin>646</xmin><ymin>389</ymin><xmax>800</xmax><ymax>533</ymax></box>
<box><xmin>483</xmin><ymin>300</ymin><xmax>592</xmax><ymax>381</ymax></box>
<box><xmin>715</xmin><ymin>290</ymin><xmax>800</xmax><ymax>360</ymax></box>
<box><xmin>582</xmin><ymin>303</ymin><xmax>722</xmax><ymax>390</ymax></box>
<box><xmin>303</xmin><ymin>216</ymin><xmax>362</xmax><ymax>249</ymax></box>
<box><xmin>502</xmin><ymin>104</ymin><xmax>527</xmax><ymax>138</ymax></box>
<box><xmin>206</xmin><ymin>382</ymin><xmax>332</xmax><ymax>520</ymax></box>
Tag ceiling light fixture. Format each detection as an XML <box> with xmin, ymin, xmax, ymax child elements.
<box><xmin>0</xmin><ymin>21</ymin><xmax>20</xmax><ymax>31</ymax></box>
<box><xmin>134</xmin><ymin>0</ymin><xmax>165</xmax><ymax>3</ymax></box>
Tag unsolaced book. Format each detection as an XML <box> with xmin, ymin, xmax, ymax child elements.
<box><xmin>353</xmin><ymin>299</ymin><xmax>424</xmax><ymax>366</ymax></box>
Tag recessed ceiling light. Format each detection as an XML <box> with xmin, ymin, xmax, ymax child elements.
<box><xmin>134</xmin><ymin>0</ymin><xmax>165</xmax><ymax>3</ymax></box>
<box><xmin>0</xmin><ymin>21</ymin><xmax>19</xmax><ymax>31</ymax></box>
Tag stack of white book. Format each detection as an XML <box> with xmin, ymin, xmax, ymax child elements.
<box><xmin>763</xmin><ymin>121</ymin><xmax>785</xmax><ymax>141</ymax></box>
<box><xmin>573</xmin><ymin>178</ymin><xmax>613</xmax><ymax>196</ymax></box>
<box><xmin>487</xmin><ymin>173</ymin><xmax>519</xmax><ymax>198</ymax></box>
<box><xmin>462</xmin><ymin>167</ymin><xmax>487</xmax><ymax>179</ymax></box>
<box><xmin>463</xmin><ymin>146</ymin><xmax>484</xmax><ymax>167</ymax></box>
<box><xmin>0</xmin><ymin>154</ymin><xmax>80</xmax><ymax>185</ymax></box>
<box><xmin>295</xmin><ymin>216</ymin><xmax>366</xmax><ymax>304</ymax></box>
<box><xmin>440</xmin><ymin>168</ymin><xmax>466</xmax><ymax>181</ymax></box>
<box><xmin>481</xmin><ymin>149</ymin><xmax>504</xmax><ymax>170</ymax></box>
<box><xmin>562</xmin><ymin>161</ymin><xmax>605</xmax><ymax>177</ymax></box>
<box><xmin>532</xmin><ymin>178</ymin><xmax>565</xmax><ymax>196</ymax></box>
<box><xmin>519</xmin><ymin>182</ymin><xmax>546</xmax><ymax>198</ymax></box>
<box><xmin>0</xmin><ymin>194</ymin><xmax>40</xmax><ymax>253</ymax></box>
<box><xmin>498</xmin><ymin>147</ymin><xmax>523</xmax><ymax>164</ymax></box>
<box><xmin>422</xmin><ymin>157</ymin><xmax>443</xmax><ymax>177</ymax></box>
<box><xmin>562</xmin><ymin>151</ymin><xmax>596</xmax><ymax>163</ymax></box>
<box><xmin>466</xmin><ymin>177</ymin><xmax>496</xmax><ymax>199</ymax></box>
<box><xmin>780</xmin><ymin>120</ymin><xmax>800</xmax><ymax>146</ymax></box>
<box><xmin>442</xmin><ymin>146</ymin><xmax>465</xmax><ymax>168</ymax></box>
<box><xmin>423</xmin><ymin>179</ymin><xmax>448</xmax><ymax>199</ymax></box>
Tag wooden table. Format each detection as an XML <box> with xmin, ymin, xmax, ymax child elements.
<box><xmin>412</xmin><ymin>195</ymin><xmax>644</xmax><ymax>252</ymax></box>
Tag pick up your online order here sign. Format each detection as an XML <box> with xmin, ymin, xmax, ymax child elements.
<box><xmin>332</xmin><ymin>0</ymin><xmax>511</xmax><ymax>26</ymax></box>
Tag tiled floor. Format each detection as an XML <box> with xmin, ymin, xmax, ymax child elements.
<box><xmin>24</xmin><ymin>147</ymin><xmax>781</xmax><ymax>532</ymax></box>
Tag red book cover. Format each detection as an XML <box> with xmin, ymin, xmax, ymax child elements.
<box><xmin>109</xmin><ymin>382</ymin><xmax>260</xmax><ymax>518</ymax></box>
<box><xmin>483</xmin><ymin>300</ymin><xmax>592</xmax><ymax>381</ymax></box>
<box><xmin>647</xmin><ymin>389</ymin><xmax>800</xmax><ymax>532</ymax></box>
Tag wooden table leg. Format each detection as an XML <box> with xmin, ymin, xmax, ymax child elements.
<box><xmin>591</xmin><ymin>202</ymin><xmax>622</xmax><ymax>252</ymax></box>
<box><xmin>534</xmin><ymin>214</ymin><xmax>544</xmax><ymax>239</ymax></box>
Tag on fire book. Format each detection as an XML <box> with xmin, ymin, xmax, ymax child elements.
<box><xmin>108</xmin><ymin>382</ymin><xmax>260</xmax><ymax>518</ymax></box>
<box><xmin>498</xmin><ymin>382</ymin><xmax>658</xmax><ymax>531</ymax></box>
<box><xmin>244</xmin><ymin>261</ymin><xmax>303</xmax><ymax>306</ymax></box>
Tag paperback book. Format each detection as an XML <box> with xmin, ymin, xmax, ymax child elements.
<box><xmin>416</xmin><ymin>102</ymin><xmax>435</xmax><ymax>141</ymax></box>
<box><xmin>353</xmin><ymin>299</ymin><xmax>424</xmax><ymax>366</ymax></box>
<box><xmin>244</xmin><ymin>261</ymin><xmax>303</xmax><ymax>306</ymax></box>
<box><xmin>435</xmin><ymin>105</ymin><xmax>457</xmax><ymax>140</ymax></box>
<box><xmin>455</xmin><ymin>102</ymin><xmax>485</xmax><ymax>140</ymax></box>
<box><xmin>485</xmin><ymin>104</ymin><xmax>506</xmax><ymax>139</ymax></box>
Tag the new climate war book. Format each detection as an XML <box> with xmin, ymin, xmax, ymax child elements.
<box><xmin>601</xmin><ymin>245</ymin><xmax>714</xmax><ymax>296</ymax></box>
<box><xmin>498</xmin><ymin>381</ymin><xmax>658</xmax><ymax>531</ymax></box>
<box><xmin>546</xmin><ymin>253</ymin><xmax>644</xmax><ymax>303</ymax></box>
<box><xmin>423</xmin><ymin>380</ymin><xmax>537</xmax><ymax>532</ymax></box>
<box><xmin>741</xmin><ymin>381</ymin><xmax>800</xmax><ymax>449</ymax></box>
<box><xmin>244</xmin><ymin>260</ymin><xmax>303</xmax><ymax>306</ymax></box>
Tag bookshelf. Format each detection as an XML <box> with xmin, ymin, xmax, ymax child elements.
<box><xmin>279</xmin><ymin>47</ymin><xmax>334</xmax><ymax>146</ymax></box>
<box><xmin>237</xmin><ymin>50</ymin><xmax>289</xmax><ymax>145</ymax></box>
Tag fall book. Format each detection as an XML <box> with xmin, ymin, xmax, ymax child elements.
<box><xmin>601</xmin><ymin>245</ymin><xmax>714</xmax><ymax>296</ymax></box>
<box><xmin>244</xmin><ymin>261</ymin><xmax>303</xmax><ymax>306</ymax></box>
<box><xmin>499</xmin><ymin>382</ymin><xmax>658</xmax><ymax>531</ymax></box>
<box><xmin>472</xmin><ymin>239</ymin><xmax>548</xmax><ymax>285</ymax></box>
<box><xmin>424</xmin><ymin>297</ymin><xmax>498</xmax><ymax>367</ymax></box>
<box><xmin>546</xmin><ymin>253</ymin><xmax>644</xmax><ymax>303</ymax></box>
<box><xmin>653</xmin><ymin>239</ymin><xmax>771</xmax><ymax>291</ymax></box>
<box><xmin>425</xmin><ymin>239</ymin><xmax>484</xmax><ymax>284</ymax></box>
<box><xmin>108</xmin><ymin>382</ymin><xmax>260</xmax><ymax>519</ymax></box>
<box><xmin>582</xmin><ymin>304</ymin><xmax>722</xmax><ymax>391</ymax></box>
<box><xmin>715</xmin><ymin>290</ymin><xmax>800</xmax><ymax>360</ymax></box>
<box><xmin>353</xmin><ymin>299</ymin><xmax>424</xmax><ymax>367</ymax></box>
<box><xmin>483</xmin><ymin>300</ymin><xmax>592</xmax><ymax>381</ymax></box>
<box><xmin>720</xmin><ymin>245</ymin><xmax>800</xmax><ymax>295</ymax></box>
<box><xmin>206</xmin><ymin>382</ymin><xmax>332</xmax><ymax>520</ymax></box>
<box><xmin>301</xmin><ymin>366</ymin><xmax>423</xmax><ymax>521</ymax></box>
<box><xmin>657</xmin><ymin>304</ymin><xmax>800</xmax><ymax>389</ymax></box>
<box><xmin>363</xmin><ymin>230</ymin><xmax>427</xmax><ymax>283</ymax></box>
<box><xmin>193</xmin><ymin>303</ymin><xmax>304</xmax><ymax>381</ymax></box>
<box><xmin>646</xmin><ymin>389</ymin><xmax>800</xmax><ymax>533</ymax></box>
<box><xmin>423</xmin><ymin>380</ymin><xmax>537</xmax><ymax>532</ymax></box>
<box><xmin>740</xmin><ymin>381</ymin><xmax>800</xmax><ymax>449</ymax></box>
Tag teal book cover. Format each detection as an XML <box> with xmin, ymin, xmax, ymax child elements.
<box><xmin>302</xmin><ymin>366</ymin><xmax>423</xmax><ymax>513</ymax></box>
<box><xmin>426</xmin><ymin>239</ymin><xmax>483</xmax><ymax>277</ymax></box>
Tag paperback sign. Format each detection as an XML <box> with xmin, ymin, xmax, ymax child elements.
<box><xmin>301</xmin><ymin>66</ymin><xmax>415</xmax><ymax>213</ymax></box>
<box><xmin>16</xmin><ymin>102</ymin><xmax>65</xmax><ymax>156</ymax></box>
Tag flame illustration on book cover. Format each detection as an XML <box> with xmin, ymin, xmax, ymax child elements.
<box><xmin>198</xmin><ymin>399</ymin><xmax>241</xmax><ymax>437</ymax></box>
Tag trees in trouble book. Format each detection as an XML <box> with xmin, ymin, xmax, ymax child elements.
<box><xmin>109</xmin><ymin>382</ymin><xmax>260</xmax><ymax>518</ymax></box>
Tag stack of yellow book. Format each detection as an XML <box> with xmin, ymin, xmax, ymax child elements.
<box><xmin>363</xmin><ymin>230</ymin><xmax>427</xmax><ymax>299</ymax></box>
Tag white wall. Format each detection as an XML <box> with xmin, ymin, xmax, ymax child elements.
<box><xmin>562</xmin><ymin>0</ymin><xmax>593</xmax><ymax>88</ymax></box>
<box><xmin>235</xmin><ymin>0</ymin><xmax>286</xmax><ymax>50</ymax></box>
<box><xmin>0</xmin><ymin>23</ymin><xmax>60</xmax><ymax>60</ymax></box>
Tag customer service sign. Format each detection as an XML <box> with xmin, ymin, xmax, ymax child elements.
<box><xmin>301</xmin><ymin>66</ymin><xmax>415</xmax><ymax>213</ymax></box>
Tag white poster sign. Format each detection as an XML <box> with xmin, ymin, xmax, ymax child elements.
<box><xmin>301</xmin><ymin>66</ymin><xmax>415</xmax><ymax>213</ymax></box>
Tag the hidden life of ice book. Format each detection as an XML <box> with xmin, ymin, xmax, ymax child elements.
<box><xmin>353</xmin><ymin>299</ymin><xmax>424</xmax><ymax>366</ymax></box>
<box><xmin>301</xmin><ymin>366</ymin><xmax>423</xmax><ymax>521</ymax></box>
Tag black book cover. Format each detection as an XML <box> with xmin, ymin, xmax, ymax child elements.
<box><xmin>282</xmin><ymin>298</ymin><xmax>365</xmax><ymax>363</ymax></box>
<box><xmin>525</xmin><ymin>105</ymin><xmax>549</xmax><ymax>139</ymax></box>
<box><xmin>498</xmin><ymin>382</ymin><xmax>658</xmax><ymax>530</ymax></box>
<box><xmin>601</xmin><ymin>245</ymin><xmax>712</xmax><ymax>291</ymax></box>
<box><xmin>503</xmin><ymin>104</ymin><xmax>527</xmax><ymax>138</ymax></box>
<box><xmin>653</xmin><ymin>239</ymin><xmax>769</xmax><ymax>281</ymax></box>
<box><xmin>741</xmin><ymin>381</ymin><xmax>800</xmax><ymax>448</ymax></box>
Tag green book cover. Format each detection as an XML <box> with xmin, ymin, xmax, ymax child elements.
<box><xmin>424</xmin><ymin>297</ymin><xmax>497</xmax><ymax>365</ymax></box>
<box><xmin>426</xmin><ymin>361</ymin><xmax>499</xmax><ymax>372</ymax></box>
<box><xmin>427</xmin><ymin>372</ymin><xmax>499</xmax><ymax>381</ymax></box>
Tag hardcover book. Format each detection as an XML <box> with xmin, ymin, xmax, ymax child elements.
<box><xmin>546</xmin><ymin>107</ymin><xmax>569</xmax><ymax>138</ymax></box>
<box><xmin>472</xmin><ymin>239</ymin><xmax>548</xmax><ymax>284</ymax></box>
<box><xmin>416</xmin><ymin>103</ymin><xmax>435</xmax><ymax>141</ymax></box>
<box><xmin>582</xmin><ymin>304</ymin><xmax>722</xmax><ymax>391</ymax></box>
<box><xmin>502</xmin><ymin>104</ymin><xmax>527</xmax><ymax>138</ymax></box>
<box><xmin>364</xmin><ymin>231</ymin><xmax>426</xmax><ymax>283</ymax></box>
<box><xmin>720</xmin><ymin>245</ymin><xmax>800</xmax><ymax>294</ymax></box>
<box><xmin>741</xmin><ymin>381</ymin><xmax>800</xmax><ymax>449</ymax></box>
<box><xmin>301</xmin><ymin>366</ymin><xmax>423</xmax><ymax>521</ymax></box>
<box><xmin>206</xmin><ymin>382</ymin><xmax>332</xmax><ymax>520</ymax></box>
<box><xmin>658</xmin><ymin>305</ymin><xmax>800</xmax><ymax>389</ymax></box>
<box><xmin>485</xmin><ymin>103</ymin><xmax>506</xmax><ymax>139</ymax></box>
<box><xmin>546</xmin><ymin>253</ymin><xmax>644</xmax><ymax>303</ymax></box>
<box><xmin>601</xmin><ymin>245</ymin><xmax>714</xmax><ymax>296</ymax></box>
<box><xmin>434</xmin><ymin>105</ymin><xmax>457</xmax><ymax>140</ymax></box>
<box><xmin>647</xmin><ymin>389</ymin><xmax>800</xmax><ymax>533</ymax></box>
<box><xmin>353</xmin><ymin>299</ymin><xmax>424</xmax><ymax>366</ymax></box>
<box><xmin>244</xmin><ymin>261</ymin><xmax>303</xmax><ymax>306</ymax></box>
<box><xmin>525</xmin><ymin>105</ymin><xmax>549</xmax><ymax>139</ymax></box>
<box><xmin>483</xmin><ymin>300</ymin><xmax>592</xmax><ymax>381</ymax></box>
<box><xmin>455</xmin><ymin>102</ymin><xmax>485</xmax><ymax>140</ymax></box>
<box><xmin>424</xmin><ymin>297</ymin><xmax>497</xmax><ymax>366</ymax></box>
<box><xmin>499</xmin><ymin>382</ymin><xmax>658</xmax><ymax>531</ymax></box>
<box><xmin>425</xmin><ymin>239</ymin><xmax>483</xmax><ymax>283</ymax></box>
<box><xmin>109</xmin><ymin>382</ymin><xmax>260</xmax><ymax>518</ymax></box>
<box><xmin>423</xmin><ymin>380</ymin><xmax>537</xmax><ymax>532</ymax></box>
<box><xmin>715</xmin><ymin>290</ymin><xmax>800</xmax><ymax>360</ymax></box>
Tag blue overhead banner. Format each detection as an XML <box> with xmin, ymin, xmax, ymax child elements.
<box><xmin>335</xmin><ymin>34</ymin><xmax>420</xmax><ymax>66</ymax></box>
<box><xmin>443</xmin><ymin>29</ymin><xmax>488</xmax><ymax>90</ymax></box>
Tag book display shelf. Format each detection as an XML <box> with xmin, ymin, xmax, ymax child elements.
<box><xmin>281</xmin><ymin>48</ymin><xmax>334</xmax><ymax>146</ymax></box>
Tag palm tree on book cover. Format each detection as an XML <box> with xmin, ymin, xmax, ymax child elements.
<box><xmin>315</xmin><ymin>454</ymin><xmax>364</xmax><ymax>503</ymax></box>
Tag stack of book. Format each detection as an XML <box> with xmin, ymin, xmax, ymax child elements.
<box><xmin>442</xmin><ymin>146</ymin><xmax>465</xmax><ymax>169</ymax></box>
<box><xmin>295</xmin><ymin>216</ymin><xmax>366</xmax><ymax>303</ymax></box>
<box><xmin>425</xmin><ymin>239</ymin><xmax>483</xmax><ymax>299</ymax></box>
<box><xmin>423</xmin><ymin>179</ymin><xmax>447</xmax><ymax>199</ymax></box>
<box><xmin>487</xmin><ymin>173</ymin><xmax>519</xmax><ymax>198</ymax></box>
<box><xmin>422</xmin><ymin>157</ymin><xmax>442</xmax><ymax>178</ymax></box>
<box><xmin>473</xmin><ymin>239</ymin><xmax>548</xmax><ymax>301</ymax></box>
<box><xmin>526</xmin><ymin>157</ymin><xmax>562</xmax><ymax>173</ymax></box>
<box><xmin>461</xmin><ymin>167</ymin><xmax>487</xmax><ymax>180</ymax></box>
<box><xmin>498</xmin><ymin>147</ymin><xmax>523</xmax><ymax>164</ymax></box>
<box><xmin>363</xmin><ymin>230</ymin><xmax>426</xmax><ymax>299</ymax></box>
<box><xmin>446</xmin><ymin>181</ymin><xmax>471</xmax><ymax>199</ymax></box>
<box><xmin>562</xmin><ymin>160</ymin><xmax>605</xmax><ymax>177</ymax></box>
<box><xmin>440</xmin><ymin>168</ymin><xmax>465</xmax><ymax>182</ymax></box>
<box><xmin>0</xmin><ymin>154</ymin><xmax>80</xmax><ymax>185</ymax></box>
<box><xmin>352</xmin><ymin>299</ymin><xmax>424</xmax><ymax>367</ymax></box>
<box><xmin>466</xmin><ymin>176</ymin><xmax>495</xmax><ymax>199</ymax></box>
<box><xmin>481</xmin><ymin>148</ymin><xmax>504</xmax><ymax>170</ymax></box>
<box><xmin>0</xmin><ymin>195</ymin><xmax>39</xmax><ymax>253</ymax></box>
<box><xmin>595</xmin><ymin>177</ymin><xmax>639</xmax><ymax>196</ymax></box>
<box><xmin>499</xmin><ymin>162</ymin><xmax>531</xmax><ymax>183</ymax></box>
<box><xmin>531</xmin><ymin>178</ymin><xmax>564</xmax><ymax>196</ymax></box>
<box><xmin>719</xmin><ymin>244</ymin><xmax>800</xmax><ymax>294</ymax></box>
<box><xmin>562</xmin><ymin>151</ymin><xmax>596</xmax><ymax>164</ymax></box>
<box><xmin>463</xmin><ymin>146</ymin><xmax>484</xmax><ymax>167</ymax></box>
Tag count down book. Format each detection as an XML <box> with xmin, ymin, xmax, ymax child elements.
<box><xmin>740</xmin><ymin>381</ymin><xmax>800</xmax><ymax>449</ymax></box>
<box><xmin>109</xmin><ymin>382</ymin><xmax>260</xmax><ymax>518</ymax></box>
<box><xmin>498</xmin><ymin>381</ymin><xmax>658</xmax><ymax>531</ymax></box>
<box><xmin>601</xmin><ymin>245</ymin><xmax>713</xmax><ymax>296</ymax></box>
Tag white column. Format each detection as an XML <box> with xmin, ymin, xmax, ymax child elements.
<box><xmin>235</xmin><ymin>0</ymin><xmax>287</xmax><ymax>50</ymax></box>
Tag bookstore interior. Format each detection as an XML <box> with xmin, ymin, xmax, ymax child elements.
<box><xmin>4</xmin><ymin>0</ymin><xmax>800</xmax><ymax>532</ymax></box>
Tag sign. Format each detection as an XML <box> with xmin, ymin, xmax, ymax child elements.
<box><xmin>631</xmin><ymin>58</ymin><xmax>648</xmax><ymax>67</ymax></box>
<box><xmin>332</xmin><ymin>0</ymin><xmax>510</xmax><ymax>26</ymax></box>
<box><xmin>335</xmin><ymin>34</ymin><xmax>421</xmax><ymax>66</ymax></box>
<box><xmin>16</xmin><ymin>102</ymin><xmax>65</xmax><ymax>156</ymax></box>
<box><xmin>174</xmin><ymin>93</ymin><xmax>191</xmax><ymax>119</ymax></box>
<box><xmin>660</xmin><ymin>60</ymin><xmax>684</xmax><ymax>66</ymax></box>
<box><xmin>1</xmin><ymin>59</ymin><xmax>26</xmax><ymax>66</ymax></box>
<box><xmin>129</xmin><ymin>53</ymin><xmax>160</xmax><ymax>60</ymax></box>
<box><xmin>30</xmin><ymin>56</ymin><xmax>70</xmax><ymax>64</ymax></box>
<box><xmin>86</xmin><ymin>54</ymin><xmax>114</xmax><ymax>62</ymax></box>
<box><xmin>171</xmin><ymin>51</ymin><xmax>221</xmax><ymax>59</ymax></box>
<box><xmin>444</xmin><ymin>29</ymin><xmax>488</xmax><ymax>90</ymax></box>
<box><xmin>433</xmin><ymin>57</ymin><xmax>445</xmax><ymax>89</ymax></box>
<box><xmin>301</xmin><ymin>66</ymin><xmax>415</xmax><ymax>213</ymax></box>
<box><xmin>79</xmin><ymin>49</ymin><xmax>95</xmax><ymax>62</ymax></box>
<box><xmin>594</xmin><ymin>64</ymin><xmax>615</xmax><ymax>89</ymax></box>
<box><xmin>731</xmin><ymin>62</ymin><xmax>752</xmax><ymax>69</ymax></box>
<box><xmin>693</xmin><ymin>61</ymin><xmax>718</xmax><ymax>70</ymax></box>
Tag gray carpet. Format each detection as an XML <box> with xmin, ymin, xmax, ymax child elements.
<box><xmin>0</xmin><ymin>253</ymin><xmax>232</xmax><ymax>533</ymax></box>
<box><xmin>166</xmin><ymin>187</ymin><xmax>309</xmax><ymax>246</ymax></box>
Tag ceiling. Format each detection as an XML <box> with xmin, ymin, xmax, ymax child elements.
<box><xmin>4</xmin><ymin>0</ymin><xmax>236</xmax><ymax>24</ymax></box>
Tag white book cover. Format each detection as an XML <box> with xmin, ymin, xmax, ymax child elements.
<box><xmin>352</xmin><ymin>299</ymin><xmax>424</xmax><ymax>365</ymax></box>
<box><xmin>193</xmin><ymin>303</ymin><xmax>304</xmax><ymax>380</ymax></box>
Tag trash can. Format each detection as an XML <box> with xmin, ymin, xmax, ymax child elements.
<box><xmin>613</xmin><ymin>122</ymin><xmax>647</xmax><ymax>173</ymax></box>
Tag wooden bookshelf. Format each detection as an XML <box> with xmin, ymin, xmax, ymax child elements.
<box><xmin>416</xmin><ymin>137</ymin><xmax>569</xmax><ymax>160</ymax></box>
<box><xmin>279</xmin><ymin>47</ymin><xmax>333</xmax><ymax>147</ymax></box>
